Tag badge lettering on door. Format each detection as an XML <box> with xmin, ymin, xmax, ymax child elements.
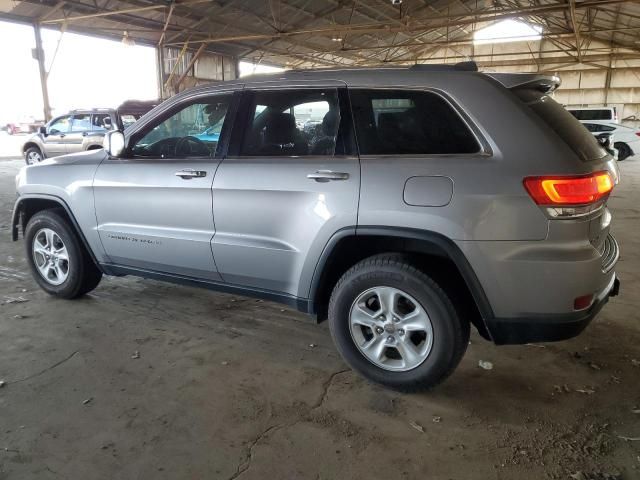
<box><xmin>106</xmin><ymin>234</ymin><xmax>162</xmax><ymax>245</ymax></box>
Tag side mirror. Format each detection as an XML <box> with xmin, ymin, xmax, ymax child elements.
<box><xmin>39</xmin><ymin>126</ymin><xmax>47</xmax><ymax>135</ymax></box>
<box><xmin>103</xmin><ymin>130</ymin><xmax>125</xmax><ymax>157</ymax></box>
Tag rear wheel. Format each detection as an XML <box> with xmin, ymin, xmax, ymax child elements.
<box><xmin>25</xmin><ymin>209</ymin><xmax>102</xmax><ymax>298</ymax></box>
<box><xmin>25</xmin><ymin>147</ymin><xmax>43</xmax><ymax>165</ymax></box>
<box><xmin>615</xmin><ymin>142</ymin><xmax>632</xmax><ymax>161</ymax></box>
<box><xmin>328</xmin><ymin>254</ymin><xmax>469</xmax><ymax>392</ymax></box>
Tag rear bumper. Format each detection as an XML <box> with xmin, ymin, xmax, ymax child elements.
<box><xmin>487</xmin><ymin>274</ymin><xmax>620</xmax><ymax>345</ymax></box>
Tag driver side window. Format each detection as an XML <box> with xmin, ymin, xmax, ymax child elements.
<box><xmin>131</xmin><ymin>95</ymin><xmax>232</xmax><ymax>158</ymax></box>
<box><xmin>48</xmin><ymin>116</ymin><xmax>71</xmax><ymax>135</ymax></box>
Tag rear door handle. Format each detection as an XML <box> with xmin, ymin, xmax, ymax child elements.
<box><xmin>307</xmin><ymin>170</ymin><xmax>349</xmax><ymax>182</ymax></box>
<box><xmin>175</xmin><ymin>169</ymin><xmax>207</xmax><ymax>179</ymax></box>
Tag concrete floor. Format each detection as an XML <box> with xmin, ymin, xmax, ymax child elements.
<box><xmin>0</xmin><ymin>151</ymin><xmax>639</xmax><ymax>480</ymax></box>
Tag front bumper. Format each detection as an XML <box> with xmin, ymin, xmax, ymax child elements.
<box><xmin>487</xmin><ymin>274</ymin><xmax>620</xmax><ymax>345</ymax></box>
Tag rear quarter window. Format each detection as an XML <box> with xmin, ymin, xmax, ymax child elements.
<box><xmin>517</xmin><ymin>90</ymin><xmax>607</xmax><ymax>162</ymax></box>
<box><xmin>349</xmin><ymin>89</ymin><xmax>480</xmax><ymax>155</ymax></box>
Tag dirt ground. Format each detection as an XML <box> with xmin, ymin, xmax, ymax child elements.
<box><xmin>0</xmin><ymin>149</ymin><xmax>639</xmax><ymax>480</ymax></box>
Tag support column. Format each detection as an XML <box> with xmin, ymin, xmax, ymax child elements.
<box><xmin>234</xmin><ymin>57</ymin><xmax>241</xmax><ymax>80</ymax></box>
<box><xmin>604</xmin><ymin>57</ymin><xmax>613</xmax><ymax>107</ymax></box>
<box><xmin>156</xmin><ymin>46</ymin><xmax>165</xmax><ymax>100</ymax></box>
<box><xmin>33</xmin><ymin>23</ymin><xmax>52</xmax><ymax>122</ymax></box>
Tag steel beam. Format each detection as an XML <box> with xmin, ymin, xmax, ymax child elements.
<box><xmin>40</xmin><ymin>0</ymin><xmax>212</xmax><ymax>24</ymax></box>
<box><xmin>175</xmin><ymin>43</ymin><xmax>206</xmax><ymax>90</ymax></box>
<box><xmin>164</xmin><ymin>0</ymin><xmax>634</xmax><ymax>47</ymax></box>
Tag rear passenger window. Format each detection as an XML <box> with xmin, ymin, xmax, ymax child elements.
<box><xmin>350</xmin><ymin>89</ymin><xmax>480</xmax><ymax>155</ymax></box>
<box><xmin>92</xmin><ymin>114</ymin><xmax>113</xmax><ymax>132</ymax></box>
<box><xmin>240</xmin><ymin>89</ymin><xmax>340</xmax><ymax>156</ymax></box>
<box><xmin>71</xmin><ymin>114</ymin><xmax>91</xmax><ymax>132</ymax></box>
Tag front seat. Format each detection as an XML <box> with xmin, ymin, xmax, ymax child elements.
<box><xmin>260</xmin><ymin>112</ymin><xmax>308</xmax><ymax>156</ymax></box>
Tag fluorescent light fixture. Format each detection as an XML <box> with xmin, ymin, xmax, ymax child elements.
<box><xmin>474</xmin><ymin>19</ymin><xmax>542</xmax><ymax>45</ymax></box>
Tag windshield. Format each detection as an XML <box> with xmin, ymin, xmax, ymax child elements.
<box><xmin>516</xmin><ymin>89</ymin><xmax>607</xmax><ymax>162</ymax></box>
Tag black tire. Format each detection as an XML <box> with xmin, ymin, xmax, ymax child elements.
<box><xmin>328</xmin><ymin>254</ymin><xmax>469</xmax><ymax>392</ymax></box>
<box><xmin>24</xmin><ymin>146</ymin><xmax>43</xmax><ymax>165</ymax></box>
<box><xmin>615</xmin><ymin>142</ymin><xmax>632</xmax><ymax>161</ymax></box>
<box><xmin>24</xmin><ymin>209</ymin><xmax>102</xmax><ymax>299</ymax></box>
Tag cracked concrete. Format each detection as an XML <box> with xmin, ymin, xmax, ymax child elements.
<box><xmin>1</xmin><ymin>155</ymin><xmax>640</xmax><ymax>479</ymax></box>
<box><xmin>9</xmin><ymin>351</ymin><xmax>79</xmax><ymax>384</ymax></box>
<box><xmin>228</xmin><ymin>368</ymin><xmax>351</xmax><ymax>480</ymax></box>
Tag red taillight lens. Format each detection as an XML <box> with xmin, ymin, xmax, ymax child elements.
<box><xmin>635</xmin><ymin>132</ymin><xmax>640</xmax><ymax>137</ymax></box>
<box><xmin>523</xmin><ymin>172</ymin><xmax>614</xmax><ymax>206</ymax></box>
<box><xmin>574</xmin><ymin>294</ymin><xmax>594</xmax><ymax>310</ymax></box>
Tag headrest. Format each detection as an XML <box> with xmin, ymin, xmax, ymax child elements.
<box><xmin>264</xmin><ymin>112</ymin><xmax>297</xmax><ymax>144</ymax></box>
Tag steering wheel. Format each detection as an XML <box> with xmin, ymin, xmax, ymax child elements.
<box><xmin>175</xmin><ymin>135</ymin><xmax>210</xmax><ymax>157</ymax></box>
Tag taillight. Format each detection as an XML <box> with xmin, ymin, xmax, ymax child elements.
<box><xmin>524</xmin><ymin>172</ymin><xmax>614</xmax><ymax>218</ymax></box>
<box><xmin>574</xmin><ymin>294</ymin><xmax>594</xmax><ymax>310</ymax></box>
<box><xmin>635</xmin><ymin>132</ymin><xmax>640</xmax><ymax>137</ymax></box>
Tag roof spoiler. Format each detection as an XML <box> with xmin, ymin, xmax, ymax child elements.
<box><xmin>409</xmin><ymin>61</ymin><xmax>478</xmax><ymax>72</ymax></box>
<box><xmin>486</xmin><ymin>73</ymin><xmax>561</xmax><ymax>93</ymax></box>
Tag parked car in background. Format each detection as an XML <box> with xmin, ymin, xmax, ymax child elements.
<box><xmin>117</xmin><ymin>99</ymin><xmax>159</xmax><ymax>128</ymax></box>
<box><xmin>582</xmin><ymin>122</ymin><xmax>640</xmax><ymax>160</ymax></box>
<box><xmin>21</xmin><ymin>101</ymin><xmax>158</xmax><ymax>165</ymax></box>
<box><xmin>12</xmin><ymin>64</ymin><xmax>621</xmax><ymax>391</ymax></box>
<box><xmin>5</xmin><ymin>119</ymin><xmax>45</xmax><ymax>135</ymax></box>
<box><xmin>567</xmin><ymin>106</ymin><xmax>618</xmax><ymax>123</ymax></box>
<box><xmin>22</xmin><ymin>109</ymin><xmax>118</xmax><ymax>164</ymax></box>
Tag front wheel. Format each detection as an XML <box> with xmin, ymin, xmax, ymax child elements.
<box><xmin>25</xmin><ymin>147</ymin><xmax>43</xmax><ymax>165</ymax></box>
<box><xmin>25</xmin><ymin>209</ymin><xmax>102</xmax><ymax>298</ymax></box>
<box><xmin>328</xmin><ymin>254</ymin><xmax>469</xmax><ymax>392</ymax></box>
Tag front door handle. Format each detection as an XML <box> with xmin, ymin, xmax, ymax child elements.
<box><xmin>307</xmin><ymin>170</ymin><xmax>349</xmax><ymax>182</ymax></box>
<box><xmin>175</xmin><ymin>169</ymin><xmax>207</xmax><ymax>179</ymax></box>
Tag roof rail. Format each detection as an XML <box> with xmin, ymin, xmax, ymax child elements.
<box><xmin>69</xmin><ymin>108</ymin><xmax>114</xmax><ymax>113</ymax></box>
<box><xmin>409</xmin><ymin>61</ymin><xmax>478</xmax><ymax>72</ymax></box>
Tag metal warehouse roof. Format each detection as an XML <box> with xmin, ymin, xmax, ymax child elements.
<box><xmin>2</xmin><ymin>0</ymin><xmax>640</xmax><ymax>70</ymax></box>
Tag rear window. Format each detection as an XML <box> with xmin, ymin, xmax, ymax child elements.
<box><xmin>516</xmin><ymin>90</ymin><xmax>607</xmax><ymax>162</ymax></box>
<box><xmin>350</xmin><ymin>89</ymin><xmax>480</xmax><ymax>155</ymax></box>
<box><xmin>568</xmin><ymin>109</ymin><xmax>613</xmax><ymax>121</ymax></box>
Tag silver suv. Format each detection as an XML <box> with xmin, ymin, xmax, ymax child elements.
<box><xmin>12</xmin><ymin>63</ymin><xmax>621</xmax><ymax>391</ymax></box>
<box><xmin>22</xmin><ymin>109</ymin><xmax>118</xmax><ymax>164</ymax></box>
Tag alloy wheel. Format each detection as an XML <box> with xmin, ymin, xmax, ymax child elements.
<box><xmin>349</xmin><ymin>286</ymin><xmax>434</xmax><ymax>371</ymax></box>
<box><xmin>27</xmin><ymin>151</ymin><xmax>42</xmax><ymax>164</ymax></box>
<box><xmin>32</xmin><ymin>228</ymin><xmax>70</xmax><ymax>286</ymax></box>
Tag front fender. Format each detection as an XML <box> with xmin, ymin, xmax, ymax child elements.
<box><xmin>11</xmin><ymin>194</ymin><xmax>104</xmax><ymax>271</ymax></box>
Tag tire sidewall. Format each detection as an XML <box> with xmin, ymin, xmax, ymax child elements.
<box><xmin>329</xmin><ymin>263</ymin><xmax>461</xmax><ymax>390</ymax></box>
<box><xmin>25</xmin><ymin>212</ymin><xmax>86</xmax><ymax>297</ymax></box>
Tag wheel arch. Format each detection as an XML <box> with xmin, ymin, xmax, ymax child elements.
<box><xmin>86</xmin><ymin>144</ymin><xmax>103</xmax><ymax>151</ymax></box>
<box><xmin>308</xmin><ymin>227</ymin><xmax>493</xmax><ymax>340</ymax></box>
<box><xmin>12</xmin><ymin>194</ymin><xmax>103</xmax><ymax>271</ymax></box>
<box><xmin>22</xmin><ymin>141</ymin><xmax>42</xmax><ymax>154</ymax></box>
